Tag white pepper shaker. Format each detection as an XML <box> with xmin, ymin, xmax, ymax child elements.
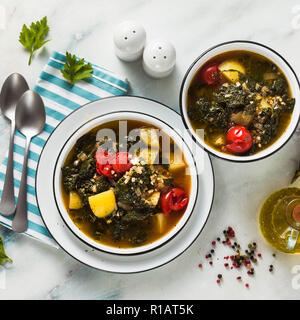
<box><xmin>113</xmin><ymin>20</ymin><xmax>146</xmax><ymax>62</ymax></box>
<box><xmin>143</xmin><ymin>39</ymin><xmax>176</xmax><ymax>78</ymax></box>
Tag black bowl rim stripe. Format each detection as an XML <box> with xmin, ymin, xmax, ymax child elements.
<box><xmin>52</xmin><ymin>109</ymin><xmax>199</xmax><ymax>256</ymax></box>
<box><xmin>179</xmin><ymin>39</ymin><xmax>300</xmax><ymax>163</ymax></box>
<box><xmin>35</xmin><ymin>95</ymin><xmax>215</xmax><ymax>273</ymax></box>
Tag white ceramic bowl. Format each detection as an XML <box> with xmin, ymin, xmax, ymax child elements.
<box><xmin>180</xmin><ymin>40</ymin><xmax>300</xmax><ymax>162</ymax></box>
<box><xmin>53</xmin><ymin>111</ymin><xmax>198</xmax><ymax>255</ymax></box>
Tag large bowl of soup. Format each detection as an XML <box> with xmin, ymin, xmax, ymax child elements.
<box><xmin>53</xmin><ymin>111</ymin><xmax>198</xmax><ymax>255</ymax></box>
<box><xmin>180</xmin><ymin>40</ymin><xmax>300</xmax><ymax>162</ymax></box>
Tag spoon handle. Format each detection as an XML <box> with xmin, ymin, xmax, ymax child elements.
<box><xmin>12</xmin><ymin>137</ymin><xmax>30</xmax><ymax>233</ymax></box>
<box><xmin>0</xmin><ymin>121</ymin><xmax>16</xmax><ymax>216</ymax></box>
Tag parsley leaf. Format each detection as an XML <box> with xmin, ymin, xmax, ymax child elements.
<box><xmin>60</xmin><ymin>52</ymin><xmax>93</xmax><ymax>87</ymax></box>
<box><xmin>19</xmin><ymin>16</ymin><xmax>50</xmax><ymax>65</ymax></box>
<box><xmin>0</xmin><ymin>236</ymin><xmax>12</xmax><ymax>265</ymax></box>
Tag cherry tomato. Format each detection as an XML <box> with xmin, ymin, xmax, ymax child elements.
<box><xmin>226</xmin><ymin>126</ymin><xmax>253</xmax><ymax>154</ymax></box>
<box><xmin>95</xmin><ymin>150</ymin><xmax>116</xmax><ymax>179</ymax></box>
<box><xmin>161</xmin><ymin>188</ymin><xmax>189</xmax><ymax>215</ymax></box>
<box><xmin>201</xmin><ymin>63</ymin><xmax>220</xmax><ymax>85</ymax></box>
<box><xmin>112</xmin><ymin>152</ymin><xmax>132</xmax><ymax>174</ymax></box>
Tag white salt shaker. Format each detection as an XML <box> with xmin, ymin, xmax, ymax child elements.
<box><xmin>143</xmin><ymin>39</ymin><xmax>176</xmax><ymax>78</ymax></box>
<box><xmin>113</xmin><ymin>20</ymin><xmax>146</xmax><ymax>62</ymax></box>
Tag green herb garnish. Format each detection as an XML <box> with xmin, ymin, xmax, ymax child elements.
<box><xmin>19</xmin><ymin>16</ymin><xmax>50</xmax><ymax>65</ymax></box>
<box><xmin>0</xmin><ymin>236</ymin><xmax>12</xmax><ymax>265</ymax></box>
<box><xmin>60</xmin><ymin>52</ymin><xmax>93</xmax><ymax>87</ymax></box>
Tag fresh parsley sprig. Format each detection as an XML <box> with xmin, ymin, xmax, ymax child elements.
<box><xmin>19</xmin><ymin>16</ymin><xmax>50</xmax><ymax>65</ymax></box>
<box><xmin>60</xmin><ymin>52</ymin><xmax>93</xmax><ymax>87</ymax></box>
<box><xmin>0</xmin><ymin>236</ymin><xmax>12</xmax><ymax>265</ymax></box>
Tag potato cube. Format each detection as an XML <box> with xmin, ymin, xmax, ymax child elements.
<box><xmin>230</xmin><ymin>111</ymin><xmax>254</xmax><ymax>127</ymax></box>
<box><xmin>168</xmin><ymin>152</ymin><xmax>186</xmax><ymax>173</ymax></box>
<box><xmin>145</xmin><ymin>191</ymin><xmax>161</xmax><ymax>206</ymax></box>
<box><xmin>139</xmin><ymin>148</ymin><xmax>159</xmax><ymax>164</ymax></box>
<box><xmin>219</xmin><ymin>60</ymin><xmax>245</xmax><ymax>83</ymax></box>
<box><xmin>88</xmin><ymin>189</ymin><xmax>117</xmax><ymax>218</ymax></box>
<box><xmin>140</xmin><ymin>128</ymin><xmax>160</xmax><ymax>148</ymax></box>
<box><xmin>69</xmin><ymin>191</ymin><xmax>82</xmax><ymax>210</ymax></box>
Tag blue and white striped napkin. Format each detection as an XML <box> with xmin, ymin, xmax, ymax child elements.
<box><xmin>0</xmin><ymin>51</ymin><xmax>129</xmax><ymax>247</ymax></box>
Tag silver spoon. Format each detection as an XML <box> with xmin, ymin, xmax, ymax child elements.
<box><xmin>0</xmin><ymin>73</ymin><xmax>29</xmax><ymax>216</ymax></box>
<box><xmin>12</xmin><ymin>90</ymin><xmax>45</xmax><ymax>233</ymax></box>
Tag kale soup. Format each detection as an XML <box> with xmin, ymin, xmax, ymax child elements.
<box><xmin>61</xmin><ymin>120</ymin><xmax>191</xmax><ymax>249</ymax></box>
<box><xmin>187</xmin><ymin>50</ymin><xmax>295</xmax><ymax>156</ymax></box>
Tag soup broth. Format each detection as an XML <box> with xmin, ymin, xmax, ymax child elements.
<box><xmin>61</xmin><ymin>120</ymin><xmax>191</xmax><ymax>249</ymax></box>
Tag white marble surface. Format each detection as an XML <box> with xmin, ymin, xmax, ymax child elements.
<box><xmin>0</xmin><ymin>0</ymin><xmax>300</xmax><ymax>300</ymax></box>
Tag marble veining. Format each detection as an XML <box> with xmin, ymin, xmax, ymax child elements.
<box><xmin>0</xmin><ymin>0</ymin><xmax>300</xmax><ymax>299</ymax></box>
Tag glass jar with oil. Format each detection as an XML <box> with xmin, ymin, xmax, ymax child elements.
<box><xmin>259</xmin><ymin>172</ymin><xmax>300</xmax><ymax>254</ymax></box>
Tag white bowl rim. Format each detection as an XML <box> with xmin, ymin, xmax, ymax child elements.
<box><xmin>53</xmin><ymin>110</ymin><xmax>199</xmax><ymax>255</ymax></box>
<box><xmin>180</xmin><ymin>40</ymin><xmax>300</xmax><ymax>162</ymax></box>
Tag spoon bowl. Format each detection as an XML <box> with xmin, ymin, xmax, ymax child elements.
<box><xmin>16</xmin><ymin>90</ymin><xmax>46</xmax><ymax>138</ymax></box>
<box><xmin>0</xmin><ymin>73</ymin><xmax>29</xmax><ymax>120</ymax></box>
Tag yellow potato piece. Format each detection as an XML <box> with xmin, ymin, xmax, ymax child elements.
<box><xmin>219</xmin><ymin>59</ymin><xmax>245</xmax><ymax>83</ymax></box>
<box><xmin>88</xmin><ymin>189</ymin><xmax>117</xmax><ymax>218</ymax></box>
<box><xmin>139</xmin><ymin>148</ymin><xmax>159</xmax><ymax>164</ymax></box>
<box><xmin>140</xmin><ymin>128</ymin><xmax>160</xmax><ymax>148</ymax></box>
<box><xmin>259</xmin><ymin>98</ymin><xmax>272</xmax><ymax>110</ymax></box>
<box><xmin>169</xmin><ymin>162</ymin><xmax>186</xmax><ymax>172</ymax></box>
<box><xmin>168</xmin><ymin>152</ymin><xmax>186</xmax><ymax>173</ymax></box>
<box><xmin>69</xmin><ymin>191</ymin><xmax>82</xmax><ymax>210</ymax></box>
<box><xmin>145</xmin><ymin>191</ymin><xmax>161</xmax><ymax>206</ymax></box>
<box><xmin>154</xmin><ymin>213</ymin><xmax>167</xmax><ymax>234</ymax></box>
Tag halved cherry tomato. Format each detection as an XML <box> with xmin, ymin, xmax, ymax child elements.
<box><xmin>95</xmin><ymin>150</ymin><xmax>116</xmax><ymax>179</ymax></box>
<box><xmin>226</xmin><ymin>126</ymin><xmax>253</xmax><ymax>154</ymax></box>
<box><xmin>112</xmin><ymin>152</ymin><xmax>132</xmax><ymax>174</ymax></box>
<box><xmin>201</xmin><ymin>63</ymin><xmax>220</xmax><ymax>85</ymax></box>
<box><xmin>161</xmin><ymin>188</ymin><xmax>189</xmax><ymax>215</ymax></box>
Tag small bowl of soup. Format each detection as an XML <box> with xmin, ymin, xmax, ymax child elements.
<box><xmin>180</xmin><ymin>40</ymin><xmax>300</xmax><ymax>162</ymax></box>
<box><xmin>53</xmin><ymin>111</ymin><xmax>198</xmax><ymax>255</ymax></box>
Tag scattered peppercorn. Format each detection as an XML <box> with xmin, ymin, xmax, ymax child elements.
<box><xmin>198</xmin><ymin>226</ymin><xmax>272</xmax><ymax>289</ymax></box>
